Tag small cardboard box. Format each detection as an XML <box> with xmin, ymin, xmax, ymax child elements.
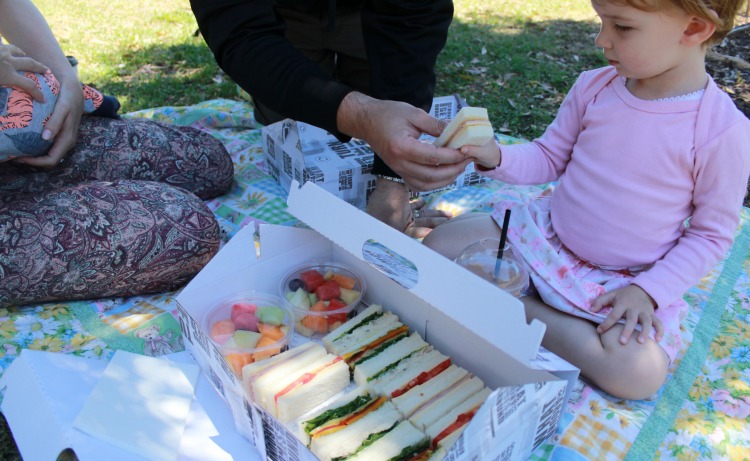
<box><xmin>175</xmin><ymin>181</ymin><xmax>578</xmax><ymax>461</ymax></box>
<box><xmin>262</xmin><ymin>95</ymin><xmax>488</xmax><ymax>209</ymax></box>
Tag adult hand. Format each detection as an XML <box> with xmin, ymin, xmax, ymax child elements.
<box><xmin>0</xmin><ymin>43</ymin><xmax>48</xmax><ymax>101</ymax></box>
<box><xmin>591</xmin><ymin>284</ymin><xmax>664</xmax><ymax>345</ymax></box>
<box><xmin>337</xmin><ymin>92</ymin><xmax>470</xmax><ymax>192</ymax></box>
<box><xmin>16</xmin><ymin>76</ymin><xmax>83</xmax><ymax>168</ymax></box>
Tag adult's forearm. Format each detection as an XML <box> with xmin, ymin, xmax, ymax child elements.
<box><xmin>0</xmin><ymin>0</ymin><xmax>76</xmax><ymax>84</ymax></box>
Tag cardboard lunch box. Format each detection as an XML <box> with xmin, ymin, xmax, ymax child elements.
<box><xmin>175</xmin><ymin>180</ymin><xmax>578</xmax><ymax>461</ymax></box>
<box><xmin>262</xmin><ymin>94</ymin><xmax>488</xmax><ymax>210</ymax></box>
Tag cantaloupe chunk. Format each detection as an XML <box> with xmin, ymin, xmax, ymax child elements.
<box><xmin>257</xmin><ymin>322</ymin><xmax>285</xmax><ymax>341</ymax></box>
<box><xmin>331</xmin><ymin>273</ymin><xmax>357</xmax><ymax>290</ymax></box>
<box><xmin>210</xmin><ymin>319</ymin><xmax>236</xmax><ymax>344</ymax></box>
<box><xmin>300</xmin><ymin>300</ymin><xmax>329</xmax><ymax>334</ymax></box>
<box><xmin>252</xmin><ymin>335</ymin><xmax>282</xmax><ymax>361</ymax></box>
<box><xmin>225</xmin><ymin>352</ymin><xmax>254</xmax><ymax>375</ymax></box>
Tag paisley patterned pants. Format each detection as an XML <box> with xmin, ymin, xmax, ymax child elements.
<box><xmin>0</xmin><ymin>116</ymin><xmax>234</xmax><ymax>307</ymax></box>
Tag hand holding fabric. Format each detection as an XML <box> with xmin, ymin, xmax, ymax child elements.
<box><xmin>0</xmin><ymin>43</ymin><xmax>47</xmax><ymax>101</ymax></box>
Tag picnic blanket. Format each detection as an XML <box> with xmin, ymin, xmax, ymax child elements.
<box><xmin>1</xmin><ymin>98</ymin><xmax>748</xmax><ymax>461</ymax></box>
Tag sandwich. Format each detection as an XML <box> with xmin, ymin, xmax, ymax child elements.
<box><xmin>433</xmin><ymin>107</ymin><xmax>494</xmax><ymax>149</ymax></box>
<box><xmin>409</xmin><ymin>376</ymin><xmax>487</xmax><ymax>431</ymax></box>
<box><xmin>423</xmin><ymin>387</ymin><xmax>492</xmax><ymax>451</ymax></box>
<box><xmin>390</xmin><ymin>365</ymin><xmax>470</xmax><ymax>418</ymax></box>
<box><xmin>308</xmin><ymin>398</ymin><xmax>403</xmax><ymax>461</ymax></box>
<box><xmin>323</xmin><ymin>304</ymin><xmax>410</xmax><ymax>364</ymax></box>
<box><xmin>366</xmin><ymin>347</ymin><xmax>452</xmax><ymax>399</ymax></box>
<box><xmin>241</xmin><ymin>341</ymin><xmax>324</xmax><ymax>397</ymax></box>
<box><xmin>352</xmin><ymin>332</ymin><xmax>429</xmax><ymax>386</ymax></box>
<box><xmin>243</xmin><ymin>342</ymin><xmax>350</xmax><ymax>422</ymax></box>
<box><xmin>297</xmin><ymin>387</ymin><xmax>383</xmax><ymax>446</ymax></box>
<box><xmin>340</xmin><ymin>420</ymin><xmax>431</xmax><ymax>461</ymax></box>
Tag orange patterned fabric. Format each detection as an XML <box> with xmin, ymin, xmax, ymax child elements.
<box><xmin>0</xmin><ymin>70</ymin><xmax>105</xmax><ymax>160</ymax></box>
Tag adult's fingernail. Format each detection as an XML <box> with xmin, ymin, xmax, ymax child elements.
<box><xmin>42</xmin><ymin>129</ymin><xmax>52</xmax><ymax>140</ymax></box>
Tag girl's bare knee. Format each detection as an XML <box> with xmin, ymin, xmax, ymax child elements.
<box><xmin>596</xmin><ymin>336</ymin><xmax>668</xmax><ymax>400</ymax></box>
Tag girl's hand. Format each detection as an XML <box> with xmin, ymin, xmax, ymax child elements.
<box><xmin>16</xmin><ymin>77</ymin><xmax>83</xmax><ymax>168</ymax></box>
<box><xmin>591</xmin><ymin>284</ymin><xmax>664</xmax><ymax>345</ymax></box>
<box><xmin>460</xmin><ymin>140</ymin><xmax>501</xmax><ymax>169</ymax></box>
<box><xmin>0</xmin><ymin>43</ymin><xmax>48</xmax><ymax>101</ymax></box>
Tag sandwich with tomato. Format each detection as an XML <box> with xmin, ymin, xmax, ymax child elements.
<box><xmin>305</xmin><ymin>390</ymin><xmax>403</xmax><ymax>460</ymax></box>
<box><xmin>243</xmin><ymin>342</ymin><xmax>350</xmax><ymax>422</ymax></box>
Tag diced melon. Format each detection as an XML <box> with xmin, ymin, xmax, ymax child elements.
<box><xmin>225</xmin><ymin>352</ymin><xmax>254</xmax><ymax>376</ymax></box>
<box><xmin>288</xmin><ymin>287</ymin><xmax>311</xmax><ymax>310</ymax></box>
<box><xmin>340</xmin><ymin>288</ymin><xmax>361</xmax><ymax>305</ymax></box>
<box><xmin>252</xmin><ymin>335</ymin><xmax>282</xmax><ymax>361</ymax></box>
<box><xmin>257</xmin><ymin>323</ymin><xmax>285</xmax><ymax>341</ymax></box>
<box><xmin>295</xmin><ymin>321</ymin><xmax>316</xmax><ymax>337</ymax></box>
<box><xmin>210</xmin><ymin>319</ymin><xmax>236</xmax><ymax>344</ymax></box>
<box><xmin>233</xmin><ymin>329</ymin><xmax>262</xmax><ymax>349</ymax></box>
<box><xmin>331</xmin><ymin>273</ymin><xmax>357</xmax><ymax>289</ymax></box>
<box><xmin>301</xmin><ymin>314</ymin><xmax>328</xmax><ymax>334</ymax></box>
<box><xmin>256</xmin><ymin>305</ymin><xmax>285</xmax><ymax>326</ymax></box>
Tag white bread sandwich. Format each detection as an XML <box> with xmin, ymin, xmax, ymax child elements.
<box><xmin>423</xmin><ymin>387</ymin><xmax>492</xmax><ymax>450</ymax></box>
<box><xmin>410</xmin><ymin>376</ymin><xmax>487</xmax><ymax>431</ymax></box>
<box><xmin>323</xmin><ymin>304</ymin><xmax>409</xmax><ymax>364</ymax></box>
<box><xmin>297</xmin><ymin>387</ymin><xmax>382</xmax><ymax>446</ymax></box>
<box><xmin>341</xmin><ymin>420</ymin><xmax>430</xmax><ymax>461</ymax></box>
<box><xmin>352</xmin><ymin>332</ymin><xmax>429</xmax><ymax>386</ymax></box>
<box><xmin>241</xmin><ymin>341</ymin><xmax>324</xmax><ymax>398</ymax></box>
<box><xmin>309</xmin><ymin>399</ymin><xmax>403</xmax><ymax>461</ymax></box>
<box><xmin>433</xmin><ymin>107</ymin><xmax>494</xmax><ymax>149</ymax></box>
<box><xmin>244</xmin><ymin>342</ymin><xmax>350</xmax><ymax>422</ymax></box>
<box><xmin>366</xmin><ymin>347</ymin><xmax>452</xmax><ymax>399</ymax></box>
<box><xmin>390</xmin><ymin>365</ymin><xmax>470</xmax><ymax>418</ymax></box>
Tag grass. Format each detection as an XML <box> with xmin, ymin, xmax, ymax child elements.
<box><xmin>0</xmin><ymin>3</ymin><xmax>602</xmax><ymax>459</ymax></box>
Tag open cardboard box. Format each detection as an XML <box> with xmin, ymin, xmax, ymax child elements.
<box><xmin>176</xmin><ymin>181</ymin><xmax>578</xmax><ymax>461</ymax></box>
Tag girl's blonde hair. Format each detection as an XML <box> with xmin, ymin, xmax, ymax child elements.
<box><xmin>602</xmin><ymin>0</ymin><xmax>747</xmax><ymax>44</ymax></box>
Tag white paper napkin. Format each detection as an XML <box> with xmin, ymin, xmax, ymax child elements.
<box><xmin>73</xmin><ymin>350</ymin><xmax>199</xmax><ymax>461</ymax></box>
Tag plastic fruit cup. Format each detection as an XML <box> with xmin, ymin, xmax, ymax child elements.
<box><xmin>280</xmin><ymin>261</ymin><xmax>366</xmax><ymax>338</ymax></box>
<box><xmin>454</xmin><ymin>239</ymin><xmax>530</xmax><ymax>298</ymax></box>
<box><xmin>204</xmin><ymin>292</ymin><xmax>294</xmax><ymax>377</ymax></box>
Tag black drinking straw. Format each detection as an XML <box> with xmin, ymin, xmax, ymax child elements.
<box><xmin>494</xmin><ymin>209</ymin><xmax>512</xmax><ymax>280</ymax></box>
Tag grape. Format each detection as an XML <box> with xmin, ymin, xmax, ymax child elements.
<box><xmin>288</xmin><ymin>278</ymin><xmax>305</xmax><ymax>292</ymax></box>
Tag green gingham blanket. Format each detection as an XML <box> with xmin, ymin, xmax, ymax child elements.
<box><xmin>2</xmin><ymin>99</ymin><xmax>748</xmax><ymax>460</ymax></box>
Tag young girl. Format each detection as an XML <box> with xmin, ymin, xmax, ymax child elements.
<box><xmin>423</xmin><ymin>0</ymin><xmax>750</xmax><ymax>400</ymax></box>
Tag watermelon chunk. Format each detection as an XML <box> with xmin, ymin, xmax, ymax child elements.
<box><xmin>300</xmin><ymin>270</ymin><xmax>325</xmax><ymax>291</ymax></box>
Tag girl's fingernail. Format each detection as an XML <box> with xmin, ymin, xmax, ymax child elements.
<box><xmin>42</xmin><ymin>129</ymin><xmax>52</xmax><ymax>140</ymax></box>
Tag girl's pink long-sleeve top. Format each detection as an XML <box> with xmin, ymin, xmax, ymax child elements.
<box><xmin>481</xmin><ymin>67</ymin><xmax>750</xmax><ymax>308</ymax></box>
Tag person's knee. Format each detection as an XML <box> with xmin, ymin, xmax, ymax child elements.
<box><xmin>597</xmin><ymin>335</ymin><xmax>668</xmax><ymax>400</ymax></box>
<box><xmin>192</xmin><ymin>129</ymin><xmax>234</xmax><ymax>197</ymax></box>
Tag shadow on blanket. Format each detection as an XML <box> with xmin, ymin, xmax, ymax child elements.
<box><xmin>0</xmin><ymin>99</ymin><xmax>748</xmax><ymax>461</ymax></box>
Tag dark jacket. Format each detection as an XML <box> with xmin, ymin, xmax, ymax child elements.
<box><xmin>191</xmin><ymin>0</ymin><xmax>453</xmax><ymax>139</ymax></box>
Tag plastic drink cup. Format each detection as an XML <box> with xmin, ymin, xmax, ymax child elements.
<box><xmin>454</xmin><ymin>239</ymin><xmax>529</xmax><ymax>297</ymax></box>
